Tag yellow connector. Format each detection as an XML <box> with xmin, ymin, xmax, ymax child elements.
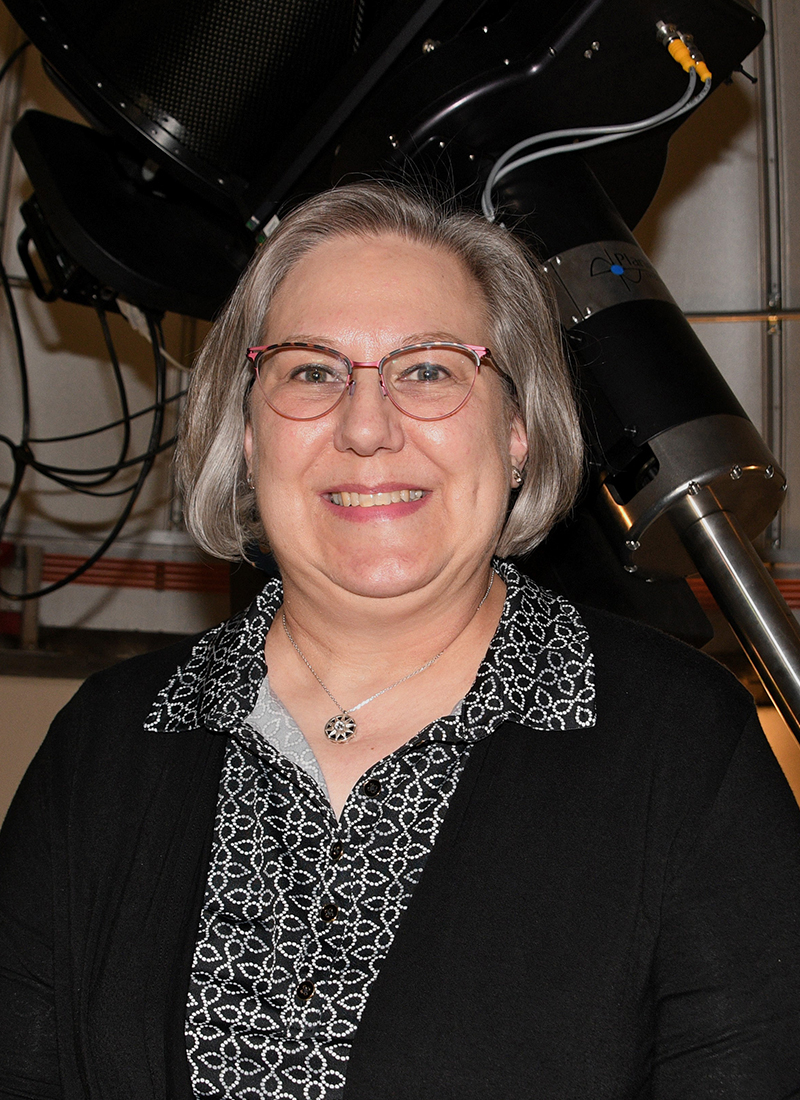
<box><xmin>657</xmin><ymin>20</ymin><xmax>713</xmax><ymax>81</ymax></box>
<box><xmin>668</xmin><ymin>37</ymin><xmax>694</xmax><ymax>73</ymax></box>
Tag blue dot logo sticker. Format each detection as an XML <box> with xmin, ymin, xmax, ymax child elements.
<box><xmin>610</xmin><ymin>263</ymin><xmax>625</xmax><ymax>275</ymax></box>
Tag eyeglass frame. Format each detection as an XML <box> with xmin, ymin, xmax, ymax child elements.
<box><xmin>245</xmin><ymin>340</ymin><xmax>499</xmax><ymax>422</ymax></box>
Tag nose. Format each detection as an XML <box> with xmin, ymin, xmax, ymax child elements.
<box><xmin>333</xmin><ymin>364</ymin><xmax>405</xmax><ymax>456</ymax></box>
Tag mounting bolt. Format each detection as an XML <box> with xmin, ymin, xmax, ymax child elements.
<box><xmin>624</xmin><ymin>564</ymin><xmax>638</xmax><ymax>573</ymax></box>
<box><xmin>688</xmin><ymin>481</ymin><xmax>700</xmax><ymax>496</ymax></box>
<box><xmin>730</xmin><ymin>464</ymin><xmax>743</xmax><ymax>480</ymax></box>
<box><xmin>584</xmin><ymin>49</ymin><xmax>593</xmax><ymax>59</ymax></box>
<box><xmin>625</xmin><ymin>539</ymin><xmax>641</xmax><ymax>551</ymax></box>
<box><xmin>592</xmin><ymin>40</ymin><xmax>601</xmax><ymax>51</ymax></box>
<box><xmin>765</xmin><ymin>465</ymin><xmax>774</xmax><ymax>479</ymax></box>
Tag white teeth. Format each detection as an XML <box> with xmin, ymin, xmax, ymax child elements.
<box><xmin>329</xmin><ymin>489</ymin><xmax>424</xmax><ymax>507</ymax></box>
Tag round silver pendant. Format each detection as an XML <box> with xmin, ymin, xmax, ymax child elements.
<box><xmin>324</xmin><ymin>713</ymin><xmax>357</xmax><ymax>743</ymax></box>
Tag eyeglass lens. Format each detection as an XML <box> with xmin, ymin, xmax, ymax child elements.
<box><xmin>254</xmin><ymin>345</ymin><xmax>479</xmax><ymax>420</ymax></box>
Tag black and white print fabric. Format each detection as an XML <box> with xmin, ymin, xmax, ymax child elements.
<box><xmin>145</xmin><ymin>561</ymin><xmax>596</xmax><ymax>1099</ymax></box>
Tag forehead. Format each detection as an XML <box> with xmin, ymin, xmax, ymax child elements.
<box><xmin>264</xmin><ymin>233</ymin><xmax>488</xmax><ymax>344</ymax></box>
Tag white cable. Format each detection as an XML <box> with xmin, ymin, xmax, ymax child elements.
<box><xmin>482</xmin><ymin>70</ymin><xmax>709</xmax><ymax>220</ymax></box>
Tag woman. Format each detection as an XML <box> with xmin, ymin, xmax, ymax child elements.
<box><xmin>1</xmin><ymin>182</ymin><xmax>799</xmax><ymax>1100</ymax></box>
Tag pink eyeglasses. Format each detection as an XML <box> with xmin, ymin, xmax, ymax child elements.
<box><xmin>246</xmin><ymin>341</ymin><xmax>497</xmax><ymax>421</ymax></box>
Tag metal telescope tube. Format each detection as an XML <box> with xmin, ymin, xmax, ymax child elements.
<box><xmin>675</xmin><ymin>493</ymin><xmax>800</xmax><ymax>738</ymax></box>
<box><xmin>498</xmin><ymin>159</ymin><xmax>800</xmax><ymax>741</ymax></box>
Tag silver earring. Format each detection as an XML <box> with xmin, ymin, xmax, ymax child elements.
<box><xmin>246</xmin><ymin>471</ymin><xmax>254</xmax><ymax>489</ymax></box>
<box><xmin>512</xmin><ymin>466</ymin><xmax>524</xmax><ymax>488</ymax></box>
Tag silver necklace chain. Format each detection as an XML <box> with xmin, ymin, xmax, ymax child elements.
<box><xmin>281</xmin><ymin>569</ymin><xmax>495</xmax><ymax>743</ymax></box>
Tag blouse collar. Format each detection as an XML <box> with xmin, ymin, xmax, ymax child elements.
<box><xmin>145</xmin><ymin>559</ymin><xmax>596</xmax><ymax>736</ymax></box>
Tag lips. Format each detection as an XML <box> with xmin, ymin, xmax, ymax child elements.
<box><xmin>328</xmin><ymin>489</ymin><xmax>424</xmax><ymax>507</ymax></box>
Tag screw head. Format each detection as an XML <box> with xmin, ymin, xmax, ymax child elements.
<box><xmin>730</xmin><ymin>464</ymin><xmax>743</xmax><ymax>480</ymax></box>
<box><xmin>624</xmin><ymin>564</ymin><xmax>638</xmax><ymax>573</ymax></box>
<box><xmin>584</xmin><ymin>49</ymin><xmax>593</xmax><ymax>59</ymax></box>
<box><xmin>688</xmin><ymin>481</ymin><xmax>700</xmax><ymax>496</ymax></box>
<box><xmin>388</xmin><ymin>134</ymin><xmax>398</xmax><ymax>148</ymax></box>
<box><xmin>765</xmin><ymin>465</ymin><xmax>775</xmax><ymax>479</ymax></box>
<box><xmin>625</xmin><ymin>539</ymin><xmax>641</xmax><ymax>551</ymax></box>
<box><xmin>422</xmin><ymin>37</ymin><xmax>440</xmax><ymax>53</ymax></box>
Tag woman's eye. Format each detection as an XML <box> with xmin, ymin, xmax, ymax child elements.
<box><xmin>290</xmin><ymin>363</ymin><xmax>341</xmax><ymax>384</ymax></box>
<box><xmin>403</xmin><ymin>362</ymin><xmax>448</xmax><ymax>383</ymax></box>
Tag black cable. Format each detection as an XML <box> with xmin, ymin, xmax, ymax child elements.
<box><xmin>26</xmin><ymin>433</ymin><xmax>177</xmax><ymax>493</ymax></box>
<box><xmin>0</xmin><ymin>39</ymin><xmax>30</xmax><ymax>85</ymax></box>
<box><xmin>0</xmin><ymin>248</ymin><xmax>31</xmax><ymax>539</ymax></box>
<box><xmin>95</xmin><ymin>304</ymin><xmax>131</xmax><ymax>470</ymax></box>
<box><xmin>0</xmin><ymin>320</ymin><xmax>168</xmax><ymax>600</ymax></box>
<box><xmin>0</xmin><ymin>39</ymin><xmax>177</xmax><ymax>599</ymax></box>
<box><xmin>26</xmin><ymin>307</ymin><xmax>136</xmax><ymax>488</ymax></box>
<box><xmin>28</xmin><ymin>388</ymin><xmax>185</xmax><ymax>444</ymax></box>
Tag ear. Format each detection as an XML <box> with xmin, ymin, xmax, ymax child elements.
<box><xmin>508</xmin><ymin>412</ymin><xmax>528</xmax><ymax>477</ymax></box>
<box><xmin>243</xmin><ymin>420</ymin><xmax>254</xmax><ymax>473</ymax></box>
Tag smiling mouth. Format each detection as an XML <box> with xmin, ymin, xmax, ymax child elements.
<box><xmin>328</xmin><ymin>489</ymin><xmax>424</xmax><ymax>507</ymax></box>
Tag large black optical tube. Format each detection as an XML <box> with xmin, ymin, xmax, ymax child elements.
<box><xmin>498</xmin><ymin>156</ymin><xmax>800</xmax><ymax>739</ymax></box>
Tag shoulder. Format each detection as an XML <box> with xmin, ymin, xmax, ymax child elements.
<box><xmin>39</xmin><ymin>624</ymin><xmax>226</xmax><ymax>779</ymax></box>
<box><xmin>579</xmin><ymin>602</ymin><xmax>750</xmax><ymax>702</ymax></box>
<box><xmin>65</xmin><ymin>630</ymin><xmax>208</xmax><ymax>727</ymax></box>
<box><xmin>575</xmin><ymin>603</ymin><xmax>756</xmax><ymax>768</ymax></box>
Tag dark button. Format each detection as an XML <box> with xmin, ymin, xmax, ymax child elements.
<box><xmin>362</xmin><ymin>778</ymin><xmax>381</xmax><ymax>797</ymax></box>
<box><xmin>296</xmin><ymin>980</ymin><xmax>315</xmax><ymax>1001</ymax></box>
<box><xmin>330</xmin><ymin>841</ymin><xmax>344</xmax><ymax>862</ymax></box>
<box><xmin>320</xmin><ymin>903</ymin><xmax>338</xmax><ymax>923</ymax></box>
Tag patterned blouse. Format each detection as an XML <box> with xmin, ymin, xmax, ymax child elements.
<box><xmin>145</xmin><ymin>560</ymin><xmax>596</xmax><ymax>1099</ymax></box>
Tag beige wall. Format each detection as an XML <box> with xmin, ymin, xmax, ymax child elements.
<box><xmin>0</xmin><ymin>676</ymin><xmax>82</xmax><ymax>821</ymax></box>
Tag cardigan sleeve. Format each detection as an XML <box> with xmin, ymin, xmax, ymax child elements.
<box><xmin>0</xmin><ymin>703</ymin><xmax>69</xmax><ymax>1100</ymax></box>
<box><xmin>652</xmin><ymin>709</ymin><xmax>800</xmax><ymax>1098</ymax></box>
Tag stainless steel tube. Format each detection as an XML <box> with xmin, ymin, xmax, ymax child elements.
<box><xmin>675</xmin><ymin>495</ymin><xmax>800</xmax><ymax>743</ymax></box>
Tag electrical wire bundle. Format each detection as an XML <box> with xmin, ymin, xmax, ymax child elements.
<box><xmin>0</xmin><ymin>285</ymin><xmax>186</xmax><ymax>599</ymax></box>
<box><xmin>0</xmin><ymin>42</ymin><xmax>192</xmax><ymax>603</ymax></box>
<box><xmin>481</xmin><ymin>23</ymin><xmax>714</xmax><ymax>222</ymax></box>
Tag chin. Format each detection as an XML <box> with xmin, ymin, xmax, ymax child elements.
<box><xmin>326</xmin><ymin>552</ymin><xmax>439</xmax><ymax>600</ymax></box>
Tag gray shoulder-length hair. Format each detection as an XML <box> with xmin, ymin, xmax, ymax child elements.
<box><xmin>176</xmin><ymin>181</ymin><xmax>583</xmax><ymax>561</ymax></box>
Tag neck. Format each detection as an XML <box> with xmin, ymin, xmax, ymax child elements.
<box><xmin>270</xmin><ymin>557</ymin><xmax>504</xmax><ymax>690</ymax></box>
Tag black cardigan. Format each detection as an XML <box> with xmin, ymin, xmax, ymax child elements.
<box><xmin>1</xmin><ymin>606</ymin><xmax>800</xmax><ymax>1099</ymax></box>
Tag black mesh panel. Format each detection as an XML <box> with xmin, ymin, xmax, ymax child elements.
<box><xmin>32</xmin><ymin>0</ymin><xmax>360</xmax><ymax>180</ymax></box>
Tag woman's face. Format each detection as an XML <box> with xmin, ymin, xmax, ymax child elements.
<box><xmin>244</xmin><ymin>233</ymin><xmax>528</xmax><ymax>601</ymax></box>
